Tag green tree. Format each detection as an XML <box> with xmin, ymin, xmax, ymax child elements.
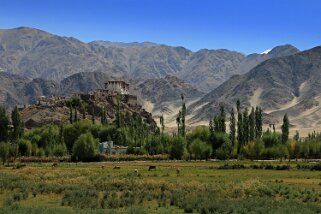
<box><xmin>69</xmin><ymin>104</ymin><xmax>73</xmax><ymax>124</ymax></box>
<box><xmin>281</xmin><ymin>113</ymin><xmax>289</xmax><ymax>144</ymax></box>
<box><xmin>91</xmin><ymin>106</ymin><xmax>95</xmax><ymax>125</ymax></box>
<box><xmin>18</xmin><ymin>139</ymin><xmax>32</xmax><ymax>156</ymax></box>
<box><xmin>237</xmin><ymin>101</ymin><xmax>243</xmax><ymax>153</ymax></box>
<box><xmin>229</xmin><ymin>108</ymin><xmax>236</xmax><ymax>146</ymax></box>
<box><xmin>242</xmin><ymin>108</ymin><xmax>249</xmax><ymax>143</ymax></box>
<box><xmin>249</xmin><ymin>107</ymin><xmax>256</xmax><ymax>141</ymax></box>
<box><xmin>255</xmin><ymin>106</ymin><xmax>263</xmax><ymax>138</ymax></box>
<box><xmin>219</xmin><ymin>104</ymin><xmax>226</xmax><ymax>133</ymax></box>
<box><xmin>115</xmin><ymin>97</ymin><xmax>121</xmax><ymax>128</ymax></box>
<box><xmin>159</xmin><ymin>115</ymin><xmax>165</xmax><ymax>135</ymax></box>
<box><xmin>181</xmin><ymin>94</ymin><xmax>186</xmax><ymax>137</ymax></box>
<box><xmin>74</xmin><ymin>107</ymin><xmax>78</xmax><ymax>122</ymax></box>
<box><xmin>0</xmin><ymin>106</ymin><xmax>9</xmax><ymax>142</ymax></box>
<box><xmin>0</xmin><ymin>142</ymin><xmax>9</xmax><ymax>164</ymax></box>
<box><xmin>170</xmin><ymin>136</ymin><xmax>186</xmax><ymax>160</ymax></box>
<box><xmin>72</xmin><ymin>132</ymin><xmax>98</xmax><ymax>161</ymax></box>
<box><xmin>11</xmin><ymin>106</ymin><xmax>24</xmax><ymax>141</ymax></box>
<box><xmin>188</xmin><ymin>139</ymin><xmax>212</xmax><ymax>160</ymax></box>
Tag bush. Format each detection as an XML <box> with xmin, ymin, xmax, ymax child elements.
<box><xmin>72</xmin><ymin>133</ymin><xmax>98</xmax><ymax>161</ymax></box>
<box><xmin>18</xmin><ymin>139</ymin><xmax>32</xmax><ymax>156</ymax></box>
<box><xmin>262</xmin><ymin>132</ymin><xmax>281</xmax><ymax>147</ymax></box>
<box><xmin>242</xmin><ymin>140</ymin><xmax>264</xmax><ymax>160</ymax></box>
<box><xmin>215</xmin><ymin>141</ymin><xmax>232</xmax><ymax>160</ymax></box>
<box><xmin>188</xmin><ymin>139</ymin><xmax>212</xmax><ymax>160</ymax></box>
<box><xmin>169</xmin><ymin>136</ymin><xmax>186</xmax><ymax>160</ymax></box>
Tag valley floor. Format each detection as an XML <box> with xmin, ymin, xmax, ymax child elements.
<box><xmin>0</xmin><ymin>160</ymin><xmax>321</xmax><ymax>213</ymax></box>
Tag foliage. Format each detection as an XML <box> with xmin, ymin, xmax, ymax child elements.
<box><xmin>72</xmin><ymin>133</ymin><xmax>98</xmax><ymax>161</ymax></box>
<box><xmin>169</xmin><ymin>136</ymin><xmax>186</xmax><ymax>160</ymax></box>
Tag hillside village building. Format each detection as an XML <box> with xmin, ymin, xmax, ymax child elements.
<box><xmin>37</xmin><ymin>80</ymin><xmax>138</xmax><ymax>107</ymax></box>
<box><xmin>105</xmin><ymin>80</ymin><xmax>129</xmax><ymax>95</ymax></box>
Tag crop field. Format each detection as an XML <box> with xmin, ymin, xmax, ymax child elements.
<box><xmin>1</xmin><ymin>161</ymin><xmax>321</xmax><ymax>214</ymax></box>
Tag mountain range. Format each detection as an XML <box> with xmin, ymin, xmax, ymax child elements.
<box><xmin>2</xmin><ymin>26</ymin><xmax>321</xmax><ymax>134</ymax></box>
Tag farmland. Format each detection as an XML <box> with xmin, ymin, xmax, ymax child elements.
<box><xmin>1</xmin><ymin>160</ymin><xmax>321</xmax><ymax>214</ymax></box>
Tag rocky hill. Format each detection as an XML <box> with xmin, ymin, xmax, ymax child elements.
<box><xmin>189</xmin><ymin>46</ymin><xmax>321</xmax><ymax>130</ymax></box>
<box><xmin>137</xmin><ymin>75</ymin><xmax>204</xmax><ymax>104</ymax></box>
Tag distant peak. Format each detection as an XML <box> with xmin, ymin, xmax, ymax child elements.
<box><xmin>261</xmin><ymin>48</ymin><xmax>272</xmax><ymax>54</ymax></box>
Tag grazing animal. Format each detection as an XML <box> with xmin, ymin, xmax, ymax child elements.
<box><xmin>176</xmin><ymin>167</ymin><xmax>180</xmax><ymax>175</ymax></box>
<box><xmin>148</xmin><ymin>165</ymin><xmax>156</xmax><ymax>171</ymax></box>
<box><xmin>134</xmin><ymin>169</ymin><xmax>139</xmax><ymax>175</ymax></box>
<box><xmin>101</xmin><ymin>165</ymin><xmax>105</xmax><ymax>169</ymax></box>
<box><xmin>113</xmin><ymin>166</ymin><xmax>121</xmax><ymax>169</ymax></box>
<box><xmin>52</xmin><ymin>163</ymin><xmax>58</xmax><ymax>167</ymax></box>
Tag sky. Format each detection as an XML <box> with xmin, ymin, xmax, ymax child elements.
<box><xmin>0</xmin><ymin>0</ymin><xmax>320</xmax><ymax>54</ymax></box>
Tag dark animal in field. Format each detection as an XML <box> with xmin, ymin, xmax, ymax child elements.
<box><xmin>148</xmin><ymin>165</ymin><xmax>156</xmax><ymax>171</ymax></box>
<box><xmin>52</xmin><ymin>163</ymin><xmax>58</xmax><ymax>167</ymax></box>
<box><xmin>14</xmin><ymin>163</ymin><xmax>26</xmax><ymax>169</ymax></box>
<box><xmin>101</xmin><ymin>165</ymin><xmax>105</xmax><ymax>169</ymax></box>
<box><xmin>176</xmin><ymin>167</ymin><xmax>180</xmax><ymax>175</ymax></box>
<box><xmin>113</xmin><ymin>166</ymin><xmax>121</xmax><ymax>169</ymax></box>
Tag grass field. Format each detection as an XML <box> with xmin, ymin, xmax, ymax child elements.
<box><xmin>0</xmin><ymin>160</ymin><xmax>321</xmax><ymax>213</ymax></box>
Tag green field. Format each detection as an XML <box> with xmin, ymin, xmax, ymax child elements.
<box><xmin>1</xmin><ymin>161</ymin><xmax>321</xmax><ymax>214</ymax></box>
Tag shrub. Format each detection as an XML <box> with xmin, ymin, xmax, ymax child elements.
<box><xmin>169</xmin><ymin>136</ymin><xmax>186</xmax><ymax>160</ymax></box>
<box><xmin>18</xmin><ymin>139</ymin><xmax>32</xmax><ymax>156</ymax></box>
<box><xmin>188</xmin><ymin>139</ymin><xmax>212</xmax><ymax>160</ymax></box>
<box><xmin>242</xmin><ymin>140</ymin><xmax>264</xmax><ymax>160</ymax></box>
<box><xmin>72</xmin><ymin>133</ymin><xmax>98</xmax><ymax>161</ymax></box>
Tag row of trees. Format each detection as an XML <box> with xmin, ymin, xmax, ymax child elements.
<box><xmin>0</xmin><ymin>97</ymin><xmax>319</xmax><ymax>163</ymax></box>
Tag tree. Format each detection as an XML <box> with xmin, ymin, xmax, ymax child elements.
<box><xmin>180</xmin><ymin>94</ymin><xmax>186</xmax><ymax>137</ymax></box>
<box><xmin>176</xmin><ymin>111</ymin><xmax>181</xmax><ymax>136</ymax></box>
<box><xmin>293</xmin><ymin>130</ymin><xmax>300</xmax><ymax>142</ymax></box>
<box><xmin>74</xmin><ymin>107</ymin><xmax>78</xmax><ymax>122</ymax></box>
<box><xmin>188</xmin><ymin>139</ymin><xmax>212</xmax><ymax>160</ymax></box>
<box><xmin>115</xmin><ymin>97</ymin><xmax>121</xmax><ymax>128</ymax></box>
<box><xmin>242</xmin><ymin>108</ymin><xmax>249</xmax><ymax>144</ymax></box>
<box><xmin>91</xmin><ymin>106</ymin><xmax>95</xmax><ymax>125</ymax></box>
<box><xmin>281</xmin><ymin>113</ymin><xmax>289</xmax><ymax>144</ymax></box>
<box><xmin>160</xmin><ymin>115</ymin><xmax>165</xmax><ymax>135</ymax></box>
<box><xmin>0</xmin><ymin>142</ymin><xmax>9</xmax><ymax>164</ymax></box>
<box><xmin>0</xmin><ymin>106</ymin><xmax>9</xmax><ymax>142</ymax></box>
<box><xmin>249</xmin><ymin>107</ymin><xmax>255</xmax><ymax>141</ymax></box>
<box><xmin>255</xmin><ymin>106</ymin><xmax>263</xmax><ymax>138</ymax></box>
<box><xmin>11</xmin><ymin>106</ymin><xmax>24</xmax><ymax>141</ymax></box>
<box><xmin>18</xmin><ymin>139</ymin><xmax>32</xmax><ymax>156</ymax></box>
<box><xmin>219</xmin><ymin>104</ymin><xmax>226</xmax><ymax>133</ymax></box>
<box><xmin>229</xmin><ymin>108</ymin><xmax>236</xmax><ymax>146</ymax></box>
<box><xmin>72</xmin><ymin>132</ymin><xmax>98</xmax><ymax>161</ymax></box>
<box><xmin>236</xmin><ymin>100</ymin><xmax>243</xmax><ymax>153</ymax></box>
<box><xmin>170</xmin><ymin>136</ymin><xmax>186</xmax><ymax>160</ymax></box>
<box><xmin>69</xmin><ymin>104</ymin><xmax>73</xmax><ymax>124</ymax></box>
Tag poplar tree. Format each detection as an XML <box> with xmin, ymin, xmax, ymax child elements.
<box><xmin>249</xmin><ymin>107</ymin><xmax>255</xmax><ymax>141</ymax></box>
<box><xmin>255</xmin><ymin>106</ymin><xmax>263</xmax><ymax>138</ymax></box>
<box><xmin>74</xmin><ymin>107</ymin><xmax>78</xmax><ymax>122</ymax></box>
<box><xmin>91</xmin><ymin>106</ymin><xmax>95</xmax><ymax>125</ymax></box>
<box><xmin>281</xmin><ymin>113</ymin><xmax>289</xmax><ymax>144</ymax></box>
<box><xmin>181</xmin><ymin>94</ymin><xmax>186</xmax><ymax>137</ymax></box>
<box><xmin>242</xmin><ymin>108</ymin><xmax>249</xmax><ymax>143</ymax></box>
<box><xmin>69</xmin><ymin>104</ymin><xmax>73</xmax><ymax>124</ymax></box>
<box><xmin>11</xmin><ymin>106</ymin><xmax>24</xmax><ymax>141</ymax></box>
<box><xmin>0</xmin><ymin>106</ymin><xmax>9</xmax><ymax>142</ymax></box>
<box><xmin>160</xmin><ymin>115</ymin><xmax>165</xmax><ymax>135</ymax></box>
<box><xmin>219</xmin><ymin>104</ymin><xmax>226</xmax><ymax>133</ymax></box>
<box><xmin>237</xmin><ymin>101</ymin><xmax>243</xmax><ymax>153</ymax></box>
<box><xmin>229</xmin><ymin>108</ymin><xmax>236</xmax><ymax>146</ymax></box>
<box><xmin>115</xmin><ymin>97</ymin><xmax>121</xmax><ymax>128</ymax></box>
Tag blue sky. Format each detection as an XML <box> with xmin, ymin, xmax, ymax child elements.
<box><xmin>0</xmin><ymin>0</ymin><xmax>320</xmax><ymax>54</ymax></box>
